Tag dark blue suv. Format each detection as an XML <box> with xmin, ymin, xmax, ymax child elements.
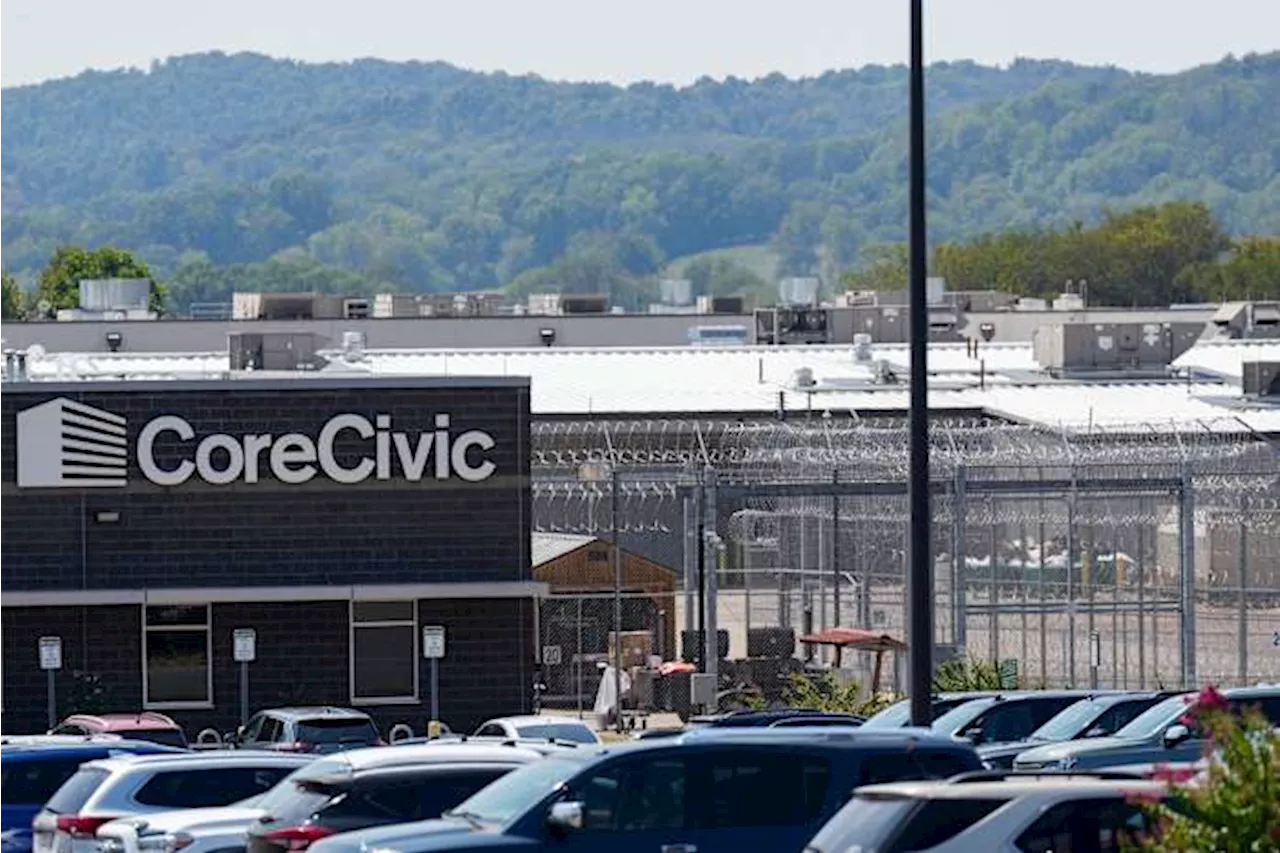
<box><xmin>307</xmin><ymin>728</ymin><xmax>983</xmax><ymax>853</ymax></box>
<box><xmin>0</xmin><ymin>738</ymin><xmax>186</xmax><ymax>853</ymax></box>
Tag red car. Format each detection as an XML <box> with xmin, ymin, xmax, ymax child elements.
<box><xmin>49</xmin><ymin>712</ymin><xmax>189</xmax><ymax>748</ymax></box>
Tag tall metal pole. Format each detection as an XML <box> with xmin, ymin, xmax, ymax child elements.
<box><xmin>696</xmin><ymin>476</ymin><xmax>706</xmax><ymax>670</ymax></box>
<box><xmin>833</xmin><ymin>477</ymin><xmax>842</xmax><ymax>667</ymax></box>
<box><xmin>611</xmin><ymin>466</ymin><xmax>624</xmax><ymax>733</ymax></box>
<box><xmin>1237</xmin><ymin>521</ymin><xmax>1248</xmax><ymax>683</ymax></box>
<box><xmin>906</xmin><ymin>0</ymin><xmax>933</xmax><ymax>728</ymax></box>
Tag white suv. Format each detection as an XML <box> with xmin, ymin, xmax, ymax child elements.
<box><xmin>33</xmin><ymin>752</ymin><xmax>312</xmax><ymax>853</ymax></box>
<box><xmin>804</xmin><ymin>771</ymin><xmax>1175</xmax><ymax>853</ymax></box>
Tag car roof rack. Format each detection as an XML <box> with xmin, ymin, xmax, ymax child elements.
<box><xmin>945</xmin><ymin>769</ymin><xmax>1148</xmax><ymax>785</ymax></box>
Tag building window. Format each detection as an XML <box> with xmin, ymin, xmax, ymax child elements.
<box><xmin>350</xmin><ymin>600</ymin><xmax>418</xmax><ymax>703</ymax></box>
<box><xmin>143</xmin><ymin>605</ymin><xmax>211</xmax><ymax>707</ymax></box>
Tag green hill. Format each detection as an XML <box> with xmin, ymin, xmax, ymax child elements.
<box><xmin>2</xmin><ymin>50</ymin><xmax>1277</xmax><ymax>305</ymax></box>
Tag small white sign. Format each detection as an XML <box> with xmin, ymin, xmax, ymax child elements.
<box><xmin>233</xmin><ymin>628</ymin><xmax>257</xmax><ymax>663</ymax></box>
<box><xmin>542</xmin><ymin>645</ymin><xmax>562</xmax><ymax>666</ymax></box>
<box><xmin>423</xmin><ymin>626</ymin><xmax>446</xmax><ymax>660</ymax></box>
<box><xmin>39</xmin><ymin>636</ymin><xmax>62</xmax><ymax>671</ymax></box>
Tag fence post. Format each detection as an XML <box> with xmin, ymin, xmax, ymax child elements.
<box><xmin>1066</xmin><ymin>481</ymin><xmax>1078</xmax><ymax>686</ymax></box>
<box><xmin>1178</xmin><ymin>467</ymin><xmax>1197</xmax><ymax>687</ymax></box>
<box><xmin>1237</xmin><ymin>521</ymin><xmax>1248</xmax><ymax>684</ymax></box>
<box><xmin>952</xmin><ymin>466</ymin><xmax>967</xmax><ymax>651</ymax></box>
<box><xmin>683</xmin><ymin>493</ymin><xmax>695</xmax><ymax>643</ymax></box>
<box><xmin>703</xmin><ymin>476</ymin><xmax>720</xmax><ymax>691</ymax></box>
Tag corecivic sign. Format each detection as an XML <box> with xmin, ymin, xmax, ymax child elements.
<box><xmin>17</xmin><ymin>397</ymin><xmax>497</xmax><ymax>488</ymax></box>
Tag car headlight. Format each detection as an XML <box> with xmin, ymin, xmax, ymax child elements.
<box><xmin>981</xmin><ymin>760</ymin><xmax>995</xmax><ymax>770</ymax></box>
<box><xmin>1056</xmin><ymin>757</ymin><xmax>1078</xmax><ymax>770</ymax></box>
<box><xmin>137</xmin><ymin>833</ymin><xmax>193</xmax><ymax>853</ymax></box>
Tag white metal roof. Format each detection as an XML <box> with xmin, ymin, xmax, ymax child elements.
<box><xmin>531</xmin><ymin>533</ymin><xmax>596</xmax><ymax>567</ymax></box>
<box><xmin>8</xmin><ymin>340</ymin><xmax>1279</xmax><ymax>433</ymax></box>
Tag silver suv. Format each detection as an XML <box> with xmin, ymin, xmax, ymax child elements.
<box><xmin>33</xmin><ymin>752</ymin><xmax>312</xmax><ymax>853</ymax></box>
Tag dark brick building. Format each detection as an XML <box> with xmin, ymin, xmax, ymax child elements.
<box><xmin>1</xmin><ymin>376</ymin><xmax>539</xmax><ymax>736</ymax></box>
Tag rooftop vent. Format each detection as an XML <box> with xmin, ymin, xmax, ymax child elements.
<box><xmin>1032</xmin><ymin>321</ymin><xmax>1202</xmax><ymax>376</ymax></box>
<box><xmin>341</xmin><ymin>331</ymin><xmax>367</xmax><ymax>362</ymax></box>
<box><xmin>853</xmin><ymin>333</ymin><xmax>873</xmax><ymax>362</ymax></box>
<box><xmin>792</xmin><ymin>367</ymin><xmax>817</xmax><ymax>388</ymax></box>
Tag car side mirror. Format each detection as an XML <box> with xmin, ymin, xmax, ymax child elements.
<box><xmin>963</xmin><ymin>727</ymin><xmax>986</xmax><ymax>745</ymax></box>
<box><xmin>1083</xmin><ymin>726</ymin><xmax>1106</xmax><ymax>738</ymax></box>
<box><xmin>547</xmin><ymin>801</ymin><xmax>585</xmax><ymax>832</ymax></box>
<box><xmin>1163</xmin><ymin>723</ymin><xmax>1191</xmax><ymax>748</ymax></box>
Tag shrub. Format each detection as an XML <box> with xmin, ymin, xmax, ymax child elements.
<box><xmin>1129</xmin><ymin>685</ymin><xmax>1280</xmax><ymax>852</ymax></box>
<box><xmin>779</xmin><ymin>672</ymin><xmax>899</xmax><ymax>717</ymax></box>
<box><xmin>932</xmin><ymin>657</ymin><xmax>1019</xmax><ymax>692</ymax></box>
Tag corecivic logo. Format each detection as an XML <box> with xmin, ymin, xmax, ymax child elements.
<box><xmin>16</xmin><ymin>397</ymin><xmax>498</xmax><ymax>488</ymax></box>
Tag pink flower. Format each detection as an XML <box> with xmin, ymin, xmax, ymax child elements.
<box><xmin>1196</xmin><ymin>684</ymin><xmax>1228</xmax><ymax>713</ymax></box>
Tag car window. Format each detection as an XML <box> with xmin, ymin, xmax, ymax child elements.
<box><xmin>619</xmin><ymin>758</ymin><xmax>687</xmax><ymax>831</ymax></box>
<box><xmin>325</xmin><ymin>770</ymin><xmax>512</xmax><ymax>824</ymax></box>
<box><xmin>565</xmin><ymin>757</ymin><xmax>688</xmax><ymax>833</ymax></box>
<box><xmin>931</xmin><ymin>698</ymin><xmax>998</xmax><ymax>735</ymax></box>
<box><xmin>514</xmin><ymin>724</ymin><xmax>596</xmax><ymax>744</ymax></box>
<box><xmin>1</xmin><ymin>758</ymin><xmax>88</xmax><ymax>804</ymax></box>
<box><xmin>1031</xmin><ymin>699</ymin><xmax>1108</xmax><ymax>741</ymax></box>
<box><xmin>1115</xmin><ymin>695</ymin><xmax>1191</xmax><ymax>739</ymax></box>
<box><xmin>887</xmin><ymin>798</ymin><xmax>1009</xmax><ymax>852</ymax></box>
<box><xmin>446</xmin><ymin>757</ymin><xmax>581</xmax><ymax>826</ymax></box>
<box><xmin>52</xmin><ymin>725</ymin><xmax>86</xmax><ymax>736</ymax></box>
<box><xmin>977</xmin><ymin>703</ymin><xmax>1037</xmax><ymax>743</ymax></box>
<box><xmin>1232</xmin><ymin>696</ymin><xmax>1280</xmax><ymax>725</ymax></box>
<box><xmin>1093</xmin><ymin>699</ymin><xmax>1156</xmax><ymax>736</ymax></box>
<box><xmin>45</xmin><ymin>767</ymin><xmax>110</xmax><ymax>814</ymax></box>
<box><xmin>135</xmin><ymin>766</ymin><xmax>294</xmax><ymax>808</ymax></box>
<box><xmin>296</xmin><ymin>719</ymin><xmax>379</xmax><ymax>746</ymax></box>
<box><xmin>240</xmin><ymin>715</ymin><xmax>265</xmax><ymax>743</ymax></box>
<box><xmin>477</xmin><ymin>724</ymin><xmax>506</xmax><ymax>737</ymax></box>
<box><xmin>1029</xmin><ymin>698</ymin><xmax>1085</xmax><ymax>729</ymax></box>
<box><xmin>260</xmin><ymin>718</ymin><xmax>284</xmax><ymax>743</ymax></box>
<box><xmin>694</xmin><ymin>751</ymin><xmax>830</xmax><ymax>828</ymax></box>
<box><xmin>1016</xmin><ymin>798</ymin><xmax>1153</xmax><ymax>853</ymax></box>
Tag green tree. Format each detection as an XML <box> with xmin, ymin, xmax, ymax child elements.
<box><xmin>777</xmin><ymin>672</ymin><xmax>896</xmax><ymax>717</ymax></box>
<box><xmin>841</xmin><ymin>243</ymin><xmax>909</xmax><ymax>292</ymax></box>
<box><xmin>35</xmin><ymin>246</ymin><xmax>165</xmax><ymax>317</ymax></box>
<box><xmin>933</xmin><ymin>657</ymin><xmax>1020</xmax><ymax>692</ymax></box>
<box><xmin>1131</xmin><ymin>685</ymin><xmax>1280</xmax><ymax>852</ymax></box>
<box><xmin>1176</xmin><ymin>235</ymin><xmax>1280</xmax><ymax>301</ymax></box>
<box><xmin>2</xmin><ymin>270</ymin><xmax>23</xmax><ymax>320</ymax></box>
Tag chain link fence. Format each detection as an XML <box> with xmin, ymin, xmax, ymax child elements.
<box><xmin>532</xmin><ymin>417</ymin><xmax>1280</xmax><ymax>704</ymax></box>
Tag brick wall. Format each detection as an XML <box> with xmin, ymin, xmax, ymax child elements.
<box><xmin>1</xmin><ymin>599</ymin><xmax>533</xmax><ymax>736</ymax></box>
<box><xmin>1</xmin><ymin>379</ymin><xmax>531</xmax><ymax>591</ymax></box>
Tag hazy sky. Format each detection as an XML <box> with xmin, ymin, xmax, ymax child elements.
<box><xmin>3</xmin><ymin>0</ymin><xmax>1278</xmax><ymax>88</ymax></box>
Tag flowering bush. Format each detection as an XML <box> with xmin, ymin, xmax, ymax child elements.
<box><xmin>1130</xmin><ymin>685</ymin><xmax>1280</xmax><ymax>853</ymax></box>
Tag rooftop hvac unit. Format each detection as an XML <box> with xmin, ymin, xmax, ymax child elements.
<box><xmin>343</xmin><ymin>298</ymin><xmax>371</xmax><ymax>320</ymax></box>
<box><xmin>560</xmin><ymin>295</ymin><xmax>609</xmax><ymax>315</ymax></box>
<box><xmin>792</xmin><ymin>367</ymin><xmax>816</xmax><ymax>388</ymax></box>
<box><xmin>229</xmin><ymin>332</ymin><xmax>322</xmax><ymax>371</ymax></box>
<box><xmin>1241</xmin><ymin>361</ymin><xmax>1280</xmax><ymax>396</ymax></box>
<box><xmin>78</xmin><ymin>278</ymin><xmax>151</xmax><ymax>311</ymax></box>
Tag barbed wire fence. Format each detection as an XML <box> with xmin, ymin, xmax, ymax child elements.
<box><xmin>530</xmin><ymin>416</ymin><xmax>1280</xmax><ymax>711</ymax></box>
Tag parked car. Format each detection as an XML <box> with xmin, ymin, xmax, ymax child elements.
<box><xmin>322</xmin><ymin>728</ymin><xmax>985</xmax><ymax>853</ymax></box>
<box><xmin>231</xmin><ymin>708</ymin><xmax>382</xmax><ymax>754</ymax></box>
<box><xmin>858</xmin><ymin>693</ymin><xmax>999</xmax><ymax>729</ymax></box>
<box><xmin>930</xmin><ymin>691</ymin><xmax>1104</xmax><ymax>747</ymax></box>
<box><xmin>1013</xmin><ymin>685</ymin><xmax>1280</xmax><ymax>771</ymax></box>
<box><xmin>979</xmin><ymin>691</ymin><xmax>1179</xmax><ymax>768</ymax></box>
<box><xmin>49</xmin><ymin>715</ymin><xmax>188</xmax><ymax>750</ymax></box>
<box><xmin>32</xmin><ymin>752</ymin><xmax>312</xmax><ymax>853</ymax></box>
<box><xmin>1</xmin><ymin>739</ymin><xmax>186</xmax><ymax>853</ymax></box>
<box><xmin>472</xmin><ymin>716</ymin><xmax>599</xmax><ymax>745</ymax></box>
<box><xmin>804</xmin><ymin>770</ymin><xmax>1174</xmax><ymax>853</ymax></box>
<box><xmin>246</xmin><ymin>741</ymin><xmax>566</xmax><ymax>853</ymax></box>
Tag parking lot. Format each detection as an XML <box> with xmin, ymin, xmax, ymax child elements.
<box><xmin>7</xmin><ymin>682</ymin><xmax>1276</xmax><ymax>853</ymax></box>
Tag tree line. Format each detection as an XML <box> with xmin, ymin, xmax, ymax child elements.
<box><xmin>5</xmin><ymin>202</ymin><xmax>1276</xmax><ymax>320</ymax></box>
<box><xmin>2</xmin><ymin>51</ymin><xmax>1277</xmax><ymax>300</ymax></box>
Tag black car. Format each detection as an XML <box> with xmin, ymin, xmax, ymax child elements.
<box><xmin>302</xmin><ymin>728</ymin><xmax>986</xmax><ymax>853</ymax></box>
<box><xmin>978</xmin><ymin>691</ymin><xmax>1181</xmax><ymax>768</ymax></box>
<box><xmin>931</xmin><ymin>691</ymin><xmax>1113</xmax><ymax>747</ymax></box>
<box><xmin>232</xmin><ymin>707</ymin><xmax>382</xmax><ymax>754</ymax></box>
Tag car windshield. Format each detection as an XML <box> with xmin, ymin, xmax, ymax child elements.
<box><xmin>253</xmin><ymin>760</ymin><xmax>349</xmax><ymax>815</ymax></box>
<box><xmin>296</xmin><ymin>719</ymin><xmax>379</xmax><ymax>744</ymax></box>
<box><xmin>804</xmin><ymin>794</ymin><xmax>918</xmax><ymax>853</ymax></box>
<box><xmin>114</xmin><ymin>729</ymin><xmax>188</xmax><ymax>749</ymax></box>
<box><xmin>1029</xmin><ymin>698</ymin><xmax>1111</xmax><ymax>742</ymax></box>
<box><xmin>861</xmin><ymin>701</ymin><xmax>911</xmax><ymax>729</ymax></box>
<box><xmin>513</xmin><ymin>724</ymin><xmax>595</xmax><ymax>744</ymax></box>
<box><xmin>1114</xmin><ymin>695</ymin><xmax>1192</xmax><ymax>739</ymax></box>
<box><xmin>447</xmin><ymin>757</ymin><xmax>580</xmax><ymax>826</ymax></box>
<box><xmin>930</xmin><ymin>698</ymin><xmax>998</xmax><ymax>736</ymax></box>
